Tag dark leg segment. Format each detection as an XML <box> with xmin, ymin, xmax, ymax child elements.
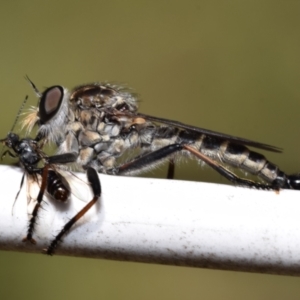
<box><xmin>167</xmin><ymin>159</ymin><xmax>175</xmax><ymax>179</ymax></box>
<box><xmin>45</xmin><ymin>167</ymin><xmax>101</xmax><ymax>255</ymax></box>
<box><xmin>47</xmin><ymin>153</ymin><xmax>77</xmax><ymax>164</ymax></box>
<box><xmin>113</xmin><ymin>143</ymin><xmax>279</xmax><ymax>190</ymax></box>
<box><xmin>183</xmin><ymin>145</ymin><xmax>278</xmax><ymax>190</ymax></box>
<box><xmin>115</xmin><ymin>144</ymin><xmax>182</xmax><ymax>175</ymax></box>
<box><xmin>23</xmin><ymin>165</ymin><xmax>50</xmax><ymax>244</ymax></box>
<box><xmin>12</xmin><ymin>173</ymin><xmax>25</xmax><ymax>213</ymax></box>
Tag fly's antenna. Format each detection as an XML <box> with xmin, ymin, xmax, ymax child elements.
<box><xmin>25</xmin><ymin>75</ymin><xmax>42</xmax><ymax>103</ymax></box>
<box><xmin>10</xmin><ymin>95</ymin><xmax>29</xmax><ymax>134</ymax></box>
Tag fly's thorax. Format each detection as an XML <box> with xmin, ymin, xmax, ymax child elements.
<box><xmin>70</xmin><ymin>83</ymin><xmax>118</xmax><ymax>108</ymax></box>
<box><xmin>77</xmin><ymin>109</ymin><xmax>101</xmax><ymax>131</ymax></box>
<box><xmin>91</xmin><ymin>128</ymin><xmax>141</xmax><ymax>171</ymax></box>
<box><xmin>60</xmin><ymin>117</ymin><xmax>157</xmax><ymax>172</ymax></box>
<box><xmin>1</xmin><ymin>133</ymin><xmax>44</xmax><ymax>173</ymax></box>
<box><xmin>69</xmin><ymin>82</ymin><xmax>139</xmax><ymax>113</ymax></box>
<box><xmin>20</xmin><ymin>141</ymin><xmax>42</xmax><ymax>169</ymax></box>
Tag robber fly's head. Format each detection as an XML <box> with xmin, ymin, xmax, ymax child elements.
<box><xmin>22</xmin><ymin>77</ymin><xmax>70</xmax><ymax>143</ymax></box>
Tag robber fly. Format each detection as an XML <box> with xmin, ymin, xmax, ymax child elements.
<box><xmin>23</xmin><ymin>78</ymin><xmax>300</xmax><ymax>192</ymax></box>
<box><xmin>0</xmin><ymin>130</ymin><xmax>100</xmax><ymax>255</ymax></box>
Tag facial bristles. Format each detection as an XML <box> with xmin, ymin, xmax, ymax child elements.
<box><xmin>21</xmin><ymin>106</ymin><xmax>39</xmax><ymax>135</ymax></box>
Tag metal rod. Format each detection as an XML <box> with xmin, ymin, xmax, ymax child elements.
<box><xmin>0</xmin><ymin>165</ymin><xmax>299</xmax><ymax>276</ymax></box>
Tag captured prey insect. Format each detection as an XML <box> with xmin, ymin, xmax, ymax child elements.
<box><xmin>23</xmin><ymin>79</ymin><xmax>300</xmax><ymax>192</ymax></box>
<box><xmin>0</xmin><ymin>131</ymin><xmax>101</xmax><ymax>255</ymax></box>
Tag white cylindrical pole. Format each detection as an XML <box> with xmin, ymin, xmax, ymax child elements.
<box><xmin>0</xmin><ymin>165</ymin><xmax>300</xmax><ymax>276</ymax></box>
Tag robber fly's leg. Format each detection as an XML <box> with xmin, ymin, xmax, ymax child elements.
<box><xmin>167</xmin><ymin>159</ymin><xmax>175</xmax><ymax>179</ymax></box>
<box><xmin>45</xmin><ymin>167</ymin><xmax>101</xmax><ymax>255</ymax></box>
<box><xmin>47</xmin><ymin>153</ymin><xmax>78</xmax><ymax>164</ymax></box>
<box><xmin>286</xmin><ymin>173</ymin><xmax>300</xmax><ymax>190</ymax></box>
<box><xmin>183</xmin><ymin>145</ymin><xmax>278</xmax><ymax>190</ymax></box>
<box><xmin>23</xmin><ymin>165</ymin><xmax>50</xmax><ymax>244</ymax></box>
<box><xmin>111</xmin><ymin>143</ymin><xmax>278</xmax><ymax>190</ymax></box>
<box><xmin>112</xmin><ymin>144</ymin><xmax>183</xmax><ymax>175</ymax></box>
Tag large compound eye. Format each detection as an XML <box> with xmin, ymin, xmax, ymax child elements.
<box><xmin>39</xmin><ymin>86</ymin><xmax>64</xmax><ymax>124</ymax></box>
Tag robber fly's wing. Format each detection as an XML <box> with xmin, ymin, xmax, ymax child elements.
<box><xmin>137</xmin><ymin>113</ymin><xmax>282</xmax><ymax>153</ymax></box>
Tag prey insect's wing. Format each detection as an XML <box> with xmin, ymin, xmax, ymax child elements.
<box><xmin>26</xmin><ymin>173</ymin><xmax>41</xmax><ymax>215</ymax></box>
<box><xmin>25</xmin><ymin>167</ymin><xmax>91</xmax><ymax>206</ymax></box>
<box><xmin>57</xmin><ymin>169</ymin><xmax>93</xmax><ymax>203</ymax></box>
<box><xmin>137</xmin><ymin>113</ymin><xmax>282</xmax><ymax>153</ymax></box>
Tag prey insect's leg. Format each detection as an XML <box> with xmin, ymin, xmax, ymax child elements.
<box><xmin>1</xmin><ymin>150</ymin><xmax>17</xmax><ymax>160</ymax></box>
<box><xmin>23</xmin><ymin>153</ymin><xmax>78</xmax><ymax>244</ymax></box>
<box><xmin>12</xmin><ymin>173</ymin><xmax>25</xmax><ymax>214</ymax></box>
<box><xmin>23</xmin><ymin>165</ymin><xmax>50</xmax><ymax>244</ymax></box>
<box><xmin>45</xmin><ymin>167</ymin><xmax>101</xmax><ymax>255</ymax></box>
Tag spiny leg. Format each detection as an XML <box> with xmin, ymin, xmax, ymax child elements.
<box><xmin>47</xmin><ymin>152</ymin><xmax>78</xmax><ymax>164</ymax></box>
<box><xmin>114</xmin><ymin>144</ymin><xmax>182</xmax><ymax>175</ymax></box>
<box><xmin>23</xmin><ymin>153</ymin><xmax>78</xmax><ymax>245</ymax></box>
<box><xmin>45</xmin><ymin>167</ymin><xmax>101</xmax><ymax>255</ymax></box>
<box><xmin>113</xmin><ymin>143</ymin><xmax>278</xmax><ymax>190</ymax></box>
<box><xmin>23</xmin><ymin>165</ymin><xmax>50</xmax><ymax>244</ymax></box>
<box><xmin>1</xmin><ymin>150</ymin><xmax>17</xmax><ymax>160</ymax></box>
<box><xmin>183</xmin><ymin>145</ymin><xmax>278</xmax><ymax>190</ymax></box>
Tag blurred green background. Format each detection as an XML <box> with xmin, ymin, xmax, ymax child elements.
<box><xmin>1</xmin><ymin>1</ymin><xmax>300</xmax><ymax>299</ymax></box>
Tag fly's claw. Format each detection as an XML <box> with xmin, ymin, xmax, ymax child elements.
<box><xmin>22</xmin><ymin>236</ymin><xmax>37</xmax><ymax>245</ymax></box>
